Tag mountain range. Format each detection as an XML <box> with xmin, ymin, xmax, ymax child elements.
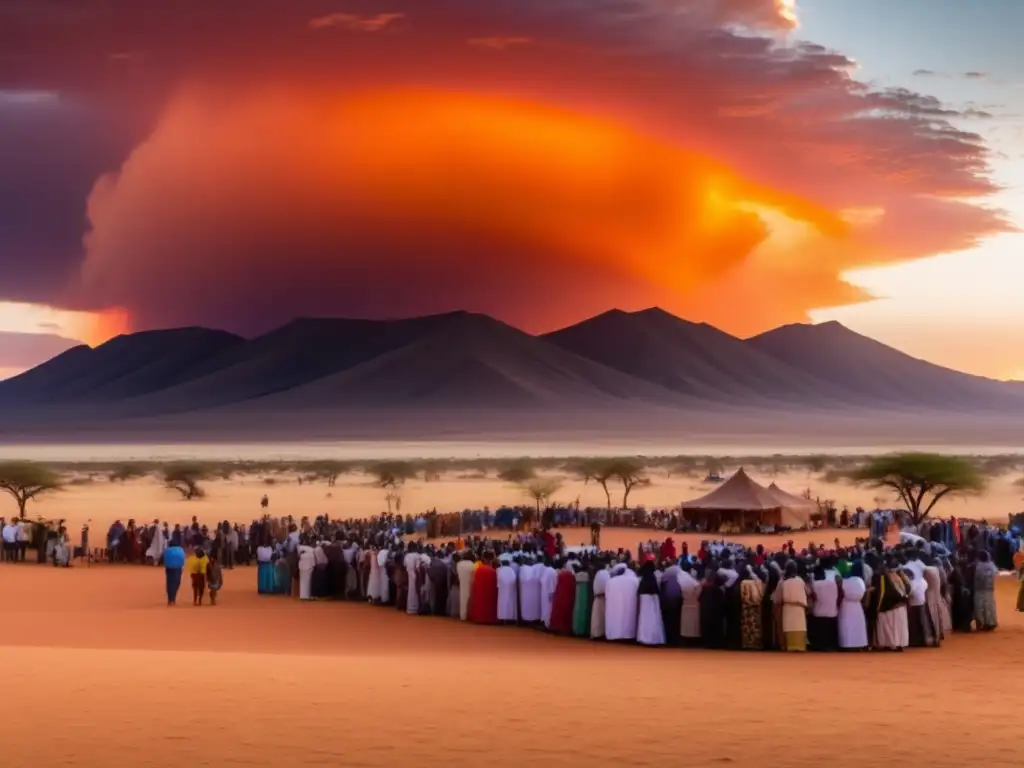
<box><xmin>1</xmin><ymin>308</ymin><xmax>1022</xmax><ymax>442</ymax></box>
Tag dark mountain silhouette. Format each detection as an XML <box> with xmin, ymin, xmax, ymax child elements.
<box><xmin>0</xmin><ymin>328</ymin><xmax>244</xmax><ymax>406</ymax></box>
<box><xmin>0</xmin><ymin>309</ymin><xmax>1021</xmax><ymax>434</ymax></box>
<box><xmin>746</xmin><ymin>320</ymin><xmax>1024</xmax><ymax>410</ymax></box>
<box><xmin>544</xmin><ymin>308</ymin><xmax>857</xmax><ymax>406</ymax></box>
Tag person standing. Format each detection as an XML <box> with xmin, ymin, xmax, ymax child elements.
<box><xmin>164</xmin><ymin>542</ymin><xmax>186</xmax><ymax>606</ymax></box>
<box><xmin>186</xmin><ymin>548</ymin><xmax>210</xmax><ymax>606</ymax></box>
<box><xmin>206</xmin><ymin>554</ymin><xmax>224</xmax><ymax>606</ymax></box>
<box><xmin>774</xmin><ymin>562</ymin><xmax>809</xmax><ymax>652</ymax></box>
<box><xmin>838</xmin><ymin>562</ymin><xmax>868</xmax><ymax>650</ymax></box>
<box><xmin>973</xmin><ymin>551</ymin><xmax>998</xmax><ymax>631</ymax></box>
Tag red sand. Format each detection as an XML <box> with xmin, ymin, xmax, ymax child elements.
<box><xmin>3</xmin><ymin>532</ymin><xmax>1023</xmax><ymax>767</ymax></box>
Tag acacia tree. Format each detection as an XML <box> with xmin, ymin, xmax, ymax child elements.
<box><xmin>612</xmin><ymin>458</ymin><xmax>650</xmax><ymax>508</ymax></box>
<box><xmin>108</xmin><ymin>462</ymin><xmax>152</xmax><ymax>483</ymax></box>
<box><xmin>310</xmin><ymin>460</ymin><xmax>351</xmax><ymax>487</ymax></box>
<box><xmin>498</xmin><ymin>459</ymin><xmax>536</xmax><ymax>485</ymax></box>
<box><xmin>521</xmin><ymin>477</ymin><xmax>562</xmax><ymax>515</ymax></box>
<box><xmin>162</xmin><ymin>462</ymin><xmax>209</xmax><ymax>500</ymax></box>
<box><xmin>369</xmin><ymin>461</ymin><xmax>416</xmax><ymax>513</ymax></box>
<box><xmin>0</xmin><ymin>462</ymin><xmax>62</xmax><ymax>517</ymax></box>
<box><xmin>851</xmin><ymin>452</ymin><xmax>985</xmax><ymax>524</ymax></box>
<box><xmin>568</xmin><ymin>458</ymin><xmax>617</xmax><ymax>509</ymax></box>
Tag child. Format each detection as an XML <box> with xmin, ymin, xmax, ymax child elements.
<box><xmin>186</xmin><ymin>548</ymin><xmax>209</xmax><ymax>606</ymax></box>
<box><xmin>207</xmin><ymin>554</ymin><xmax>224</xmax><ymax>606</ymax></box>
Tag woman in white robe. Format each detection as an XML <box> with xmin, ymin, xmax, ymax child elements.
<box><xmin>367</xmin><ymin>548</ymin><xmax>382</xmax><ymax>602</ymax></box>
<box><xmin>636</xmin><ymin>561</ymin><xmax>666</xmax><ymax>646</ymax></box>
<box><xmin>838</xmin><ymin>568</ymin><xmax>868</xmax><ymax>649</ymax></box>
<box><xmin>497</xmin><ymin>562</ymin><xmax>519</xmax><ymax>622</ymax></box>
<box><xmin>604</xmin><ymin>565</ymin><xmax>639</xmax><ymax>641</ymax></box>
<box><xmin>518</xmin><ymin>561</ymin><xmax>540</xmax><ymax>623</ymax></box>
<box><xmin>406</xmin><ymin>552</ymin><xmax>421</xmax><ymax>615</ymax></box>
<box><xmin>541</xmin><ymin>564</ymin><xmax>559</xmax><ymax>628</ymax></box>
<box><xmin>376</xmin><ymin>549</ymin><xmax>390</xmax><ymax>604</ymax></box>
<box><xmin>456</xmin><ymin>557</ymin><xmax>475</xmax><ymax>620</ymax></box>
<box><xmin>590</xmin><ymin>566</ymin><xmax>610</xmax><ymax>639</ymax></box>
<box><xmin>146</xmin><ymin>522</ymin><xmax>166</xmax><ymax>565</ymax></box>
<box><xmin>297</xmin><ymin>544</ymin><xmax>316</xmax><ymax>600</ymax></box>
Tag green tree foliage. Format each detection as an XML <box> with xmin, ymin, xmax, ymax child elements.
<box><xmin>369</xmin><ymin>461</ymin><xmax>417</xmax><ymax>489</ymax></box>
<box><xmin>851</xmin><ymin>452</ymin><xmax>985</xmax><ymax>524</ymax></box>
<box><xmin>0</xmin><ymin>462</ymin><xmax>62</xmax><ymax>516</ymax></box>
<box><xmin>521</xmin><ymin>477</ymin><xmax>562</xmax><ymax>514</ymax></box>
<box><xmin>162</xmin><ymin>462</ymin><xmax>210</xmax><ymax>500</ymax></box>
<box><xmin>497</xmin><ymin>459</ymin><xmax>536</xmax><ymax>485</ymax></box>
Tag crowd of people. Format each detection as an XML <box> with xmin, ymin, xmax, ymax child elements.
<box><xmin>243</xmin><ymin>511</ymin><xmax>1015</xmax><ymax>652</ymax></box>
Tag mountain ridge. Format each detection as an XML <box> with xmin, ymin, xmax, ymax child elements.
<box><xmin>0</xmin><ymin>308</ymin><xmax>1020</xmax><ymax>430</ymax></box>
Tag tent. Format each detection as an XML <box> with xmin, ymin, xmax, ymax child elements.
<box><xmin>766</xmin><ymin>482</ymin><xmax>817</xmax><ymax>529</ymax></box>
<box><xmin>681</xmin><ymin>468</ymin><xmax>784</xmax><ymax>530</ymax></box>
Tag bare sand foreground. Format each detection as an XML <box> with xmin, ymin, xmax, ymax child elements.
<box><xmin>2</xmin><ymin>528</ymin><xmax>1023</xmax><ymax>768</ymax></box>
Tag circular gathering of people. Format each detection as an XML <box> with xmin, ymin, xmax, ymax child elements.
<box><xmin>248</xmin><ymin>511</ymin><xmax>1015</xmax><ymax>652</ymax></box>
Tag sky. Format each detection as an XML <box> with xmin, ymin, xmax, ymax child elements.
<box><xmin>0</xmin><ymin>0</ymin><xmax>1021</xmax><ymax>380</ymax></box>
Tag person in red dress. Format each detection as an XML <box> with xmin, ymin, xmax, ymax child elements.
<box><xmin>549</xmin><ymin>563</ymin><xmax>577</xmax><ymax>635</ymax></box>
<box><xmin>468</xmin><ymin>551</ymin><xmax>499</xmax><ymax>624</ymax></box>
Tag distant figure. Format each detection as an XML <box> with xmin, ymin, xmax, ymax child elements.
<box><xmin>261</xmin><ymin>495</ymin><xmax>269</xmax><ymax>510</ymax></box>
<box><xmin>207</xmin><ymin>554</ymin><xmax>223</xmax><ymax>606</ymax></box>
<box><xmin>187</xmin><ymin>548</ymin><xmax>210</xmax><ymax>606</ymax></box>
<box><xmin>164</xmin><ymin>543</ymin><xmax>186</xmax><ymax>606</ymax></box>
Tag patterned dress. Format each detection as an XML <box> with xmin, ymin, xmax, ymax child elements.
<box><xmin>739</xmin><ymin>578</ymin><xmax>766</xmax><ymax>650</ymax></box>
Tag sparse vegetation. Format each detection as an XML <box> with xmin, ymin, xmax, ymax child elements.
<box><xmin>497</xmin><ymin>459</ymin><xmax>536</xmax><ymax>485</ymax></box>
<box><xmin>162</xmin><ymin>462</ymin><xmax>210</xmax><ymax>500</ymax></box>
<box><xmin>851</xmin><ymin>452</ymin><xmax>986</xmax><ymax>524</ymax></box>
<box><xmin>521</xmin><ymin>477</ymin><xmax>562</xmax><ymax>514</ymax></box>
<box><xmin>0</xmin><ymin>462</ymin><xmax>63</xmax><ymax>516</ymax></box>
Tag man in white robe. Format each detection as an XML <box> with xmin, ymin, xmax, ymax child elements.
<box><xmin>367</xmin><ymin>548</ymin><xmax>383</xmax><ymax>602</ymax></box>
<box><xmin>497</xmin><ymin>560</ymin><xmax>519</xmax><ymax>622</ymax></box>
<box><xmin>590</xmin><ymin>565</ymin><xmax>611</xmax><ymax>639</ymax></box>
<box><xmin>297</xmin><ymin>544</ymin><xmax>316</xmax><ymax>600</ymax></box>
<box><xmin>406</xmin><ymin>550</ymin><xmax>421</xmax><ymax>614</ymax></box>
<box><xmin>604</xmin><ymin>564</ymin><xmax>639</xmax><ymax>641</ymax></box>
<box><xmin>519</xmin><ymin>559</ymin><xmax>542</xmax><ymax>623</ymax></box>
<box><xmin>541</xmin><ymin>562</ymin><xmax>559</xmax><ymax>628</ymax></box>
<box><xmin>376</xmin><ymin>548</ymin><xmax>390</xmax><ymax>603</ymax></box>
<box><xmin>146</xmin><ymin>520</ymin><xmax>166</xmax><ymax>565</ymax></box>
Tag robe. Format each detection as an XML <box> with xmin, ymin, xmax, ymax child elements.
<box><xmin>775</xmin><ymin>577</ymin><xmax>809</xmax><ymax>652</ymax></box>
<box><xmin>838</xmin><ymin>576</ymin><xmax>868</xmax><ymax>649</ymax></box>
<box><xmin>376</xmin><ymin>550</ymin><xmax>391</xmax><ymax>604</ymax></box>
<box><xmin>469</xmin><ymin>563</ymin><xmax>499</xmax><ymax>624</ymax></box>
<box><xmin>699</xmin><ymin>581</ymin><xmax>726</xmax><ymax>649</ymax></box>
<box><xmin>922</xmin><ymin>565</ymin><xmax>945</xmax><ymax>643</ymax></box>
<box><xmin>590</xmin><ymin>569</ymin><xmax>609</xmax><ymax>639</ymax></box>
<box><xmin>541</xmin><ymin>567</ymin><xmax>559</xmax><ymax>628</ymax></box>
<box><xmin>739</xmin><ymin>578</ymin><xmax>765</xmax><ymax>650</ymax></box>
<box><xmin>297</xmin><ymin>546</ymin><xmax>315</xmax><ymax>600</ymax></box>
<box><xmin>659</xmin><ymin>565</ymin><xmax>683</xmax><ymax>646</ymax></box>
<box><xmin>604</xmin><ymin>570</ymin><xmax>639</xmax><ymax>641</ymax></box>
<box><xmin>572</xmin><ymin>571</ymin><xmax>592</xmax><ymax>637</ymax></box>
<box><xmin>549</xmin><ymin>570</ymin><xmax>576</xmax><ymax>635</ymax></box>
<box><xmin>679</xmin><ymin>574</ymin><xmax>702</xmax><ymax>642</ymax></box>
<box><xmin>406</xmin><ymin>556</ymin><xmax>421</xmax><ymax>615</ymax></box>
<box><xmin>456</xmin><ymin>559</ymin><xmax>475</xmax><ymax>620</ymax></box>
<box><xmin>146</xmin><ymin>526</ymin><xmax>166</xmax><ymax>564</ymax></box>
<box><xmin>519</xmin><ymin>563</ymin><xmax>543</xmax><ymax>624</ymax></box>
<box><xmin>873</xmin><ymin>572</ymin><xmax>910</xmax><ymax>649</ymax></box>
<box><xmin>973</xmin><ymin>561</ymin><xmax>998</xmax><ymax>629</ymax></box>
<box><xmin>368</xmin><ymin>550</ymin><xmax>383</xmax><ymax>602</ymax></box>
<box><xmin>636</xmin><ymin>569</ymin><xmax>666</xmax><ymax>646</ymax></box>
<box><xmin>497</xmin><ymin>565</ymin><xmax>519</xmax><ymax>622</ymax></box>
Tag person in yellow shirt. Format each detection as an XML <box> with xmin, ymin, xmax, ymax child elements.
<box><xmin>186</xmin><ymin>549</ymin><xmax>210</xmax><ymax>606</ymax></box>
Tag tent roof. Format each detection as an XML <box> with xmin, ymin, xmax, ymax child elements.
<box><xmin>681</xmin><ymin>468</ymin><xmax>782</xmax><ymax>512</ymax></box>
<box><xmin>766</xmin><ymin>482</ymin><xmax>817</xmax><ymax>511</ymax></box>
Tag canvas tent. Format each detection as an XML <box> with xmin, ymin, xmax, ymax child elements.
<box><xmin>681</xmin><ymin>468</ymin><xmax>787</xmax><ymax>530</ymax></box>
<box><xmin>766</xmin><ymin>482</ymin><xmax>817</xmax><ymax>529</ymax></box>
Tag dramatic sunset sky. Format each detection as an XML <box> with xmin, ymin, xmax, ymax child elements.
<box><xmin>0</xmin><ymin>0</ymin><xmax>1021</xmax><ymax>380</ymax></box>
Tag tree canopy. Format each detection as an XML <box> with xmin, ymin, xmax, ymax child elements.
<box><xmin>162</xmin><ymin>462</ymin><xmax>210</xmax><ymax>500</ymax></box>
<box><xmin>521</xmin><ymin>477</ymin><xmax>562</xmax><ymax>513</ymax></box>
<box><xmin>497</xmin><ymin>459</ymin><xmax>536</xmax><ymax>485</ymax></box>
<box><xmin>851</xmin><ymin>452</ymin><xmax>985</xmax><ymax>524</ymax></box>
<box><xmin>369</xmin><ymin>460</ymin><xmax>416</xmax><ymax>489</ymax></box>
<box><xmin>0</xmin><ymin>461</ymin><xmax>62</xmax><ymax>516</ymax></box>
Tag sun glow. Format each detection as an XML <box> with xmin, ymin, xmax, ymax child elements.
<box><xmin>0</xmin><ymin>302</ymin><xmax>129</xmax><ymax>346</ymax></box>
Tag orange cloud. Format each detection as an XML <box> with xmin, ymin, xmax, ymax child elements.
<box><xmin>76</xmin><ymin>87</ymin><xmax>845</xmax><ymax>334</ymax></box>
<box><xmin>308</xmin><ymin>12</ymin><xmax>404</xmax><ymax>32</ymax></box>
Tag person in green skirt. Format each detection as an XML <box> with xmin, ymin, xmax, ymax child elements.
<box><xmin>572</xmin><ymin>564</ymin><xmax>592</xmax><ymax>636</ymax></box>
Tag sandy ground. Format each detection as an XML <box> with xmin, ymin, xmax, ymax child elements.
<box><xmin>1</xmin><ymin>572</ymin><xmax>1022</xmax><ymax>768</ymax></box>
<box><xmin>13</xmin><ymin>467</ymin><xmax>1024</xmax><ymax>537</ymax></box>
<box><xmin>2</xmin><ymin>525</ymin><xmax>1023</xmax><ymax>768</ymax></box>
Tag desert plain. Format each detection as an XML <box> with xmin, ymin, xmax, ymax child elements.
<box><xmin>2</xmin><ymin>452</ymin><xmax>1024</xmax><ymax>767</ymax></box>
